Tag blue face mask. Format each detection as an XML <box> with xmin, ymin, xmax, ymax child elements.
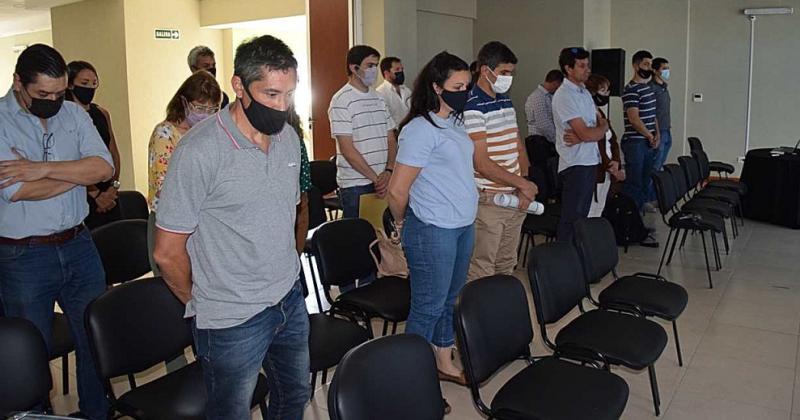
<box><xmin>660</xmin><ymin>69</ymin><xmax>670</xmax><ymax>81</ymax></box>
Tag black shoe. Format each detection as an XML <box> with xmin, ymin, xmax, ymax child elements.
<box><xmin>640</xmin><ymin>234</ymin><xmax>659</xmax><ymax>248</ymax></box>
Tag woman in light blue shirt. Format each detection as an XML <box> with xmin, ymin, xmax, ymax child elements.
<box><xmin>387</xmin><ymin>51</ymin><xmax>477</xmax><ymax>385</ymax></box>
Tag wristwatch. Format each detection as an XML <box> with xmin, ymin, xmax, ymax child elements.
<box><xmin>112</xmin><ymin>180</ymin><xmax>121</xmax><ymax>189</ymax></box>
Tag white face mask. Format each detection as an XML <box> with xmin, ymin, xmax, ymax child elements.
<box><xmin>487</xmin><ymin>67</ymin><xmax>513</xmax><ymax>94</ymax></box>
<box><xmin>359</xmin><ymin>66</ymin><xmax>378</xmax><ymax>86</ymax></box>
<box><xmin>660</xmin><ymin>69</ymin><xmax>670</xmax><ymax>81</ymax></box>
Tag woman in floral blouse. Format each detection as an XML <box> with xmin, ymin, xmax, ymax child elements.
<box><xmin>147</xmin><ymin>71</ymin><xmax>221</xmax><ymax>275</ymax></box>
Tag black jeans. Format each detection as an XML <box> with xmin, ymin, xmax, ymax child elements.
<box><xmin>557</xmin><ymin>164</ymin><xmax>598</xmax><ymax>242</ymax></box>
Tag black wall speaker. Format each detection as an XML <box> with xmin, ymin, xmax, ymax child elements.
<box><xmin>591</xmin><ymin>48</ymin><xmax>626</xmax><ymax>97</ymax></box>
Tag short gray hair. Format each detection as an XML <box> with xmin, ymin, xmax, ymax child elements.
<box><xmin>234</xmin><ymin>35</ymin><xmax>297</xmax><ymax>87</ymax></box>
<box><xmin>187</xmin><ymin>45</ymin><xmax>215</xmax><ymax>70</ymax></box>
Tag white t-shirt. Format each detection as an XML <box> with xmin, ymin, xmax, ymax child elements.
<box><xmin>375</xmin><ymin>80</ymin><xmax>411</xmax><ymax>128</ymax></box>
<box><xmin>328</xmin><ymin>83</ymin><xmax>396</xmax><ymax>188</ymax></box>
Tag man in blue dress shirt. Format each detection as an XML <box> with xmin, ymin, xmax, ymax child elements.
<box><xmin>0</xmin><ymin>44</ymin><xmax>114</xmax><ymax>420</ymax></box>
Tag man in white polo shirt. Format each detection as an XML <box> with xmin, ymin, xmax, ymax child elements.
<box><xmin>328</xmin><ymin>45</ymin><xmax>397</xmax><ymax>218</ymax></box>
<box><xmin>375</xmin><ymin>56</ymin><xmax>411</xmax><ymax>131</ymax></box>
<box><xmin>552</xmin><ymin>47</ymin><xmax>609</xmax><ymax>242</ymax></box>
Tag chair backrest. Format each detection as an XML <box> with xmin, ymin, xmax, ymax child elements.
<box><xmin>455</xmin><ymin>275</ymin><xmax>533</xmax><ymax>385</ymax></box>
<box><xmin>527</xmin><ymin>242</ymin><xmax>588</xmax><ymax>325</ymax></box>
<box><xmin>86</xmin><ymin>277</ymin><xmax>192</xmax><ymax>381</ymax></box>
<box><xmin>573</xmin><ymin>218</ymin><xmax>618</xmax><ymax>284</ymax></box>
<box><xmin>307</xmin><ymin>186</ymin><xmax>327</xmax><ymax>230</ymax></box>
<box><xmin>678</xmin><ymin>156</ymin><xmax>697</xmax><ymax>188</ymax></box>
<box><xmin>117</xmin><ymin>190</ymin><xmax>149</xmax><ymax>220</ymax></box>
<box><xmin>688</xmin><ymin>136</ymin><xmax>703</xmax><ymax>152</ymax></box>
<box><xmin>312</xmin><ymin>218</ymin><xmax>377</xmax><ymax>287</ymax></box>
<box><xmin>91</xmin><ymin>219</ymin><xmax>151</xmax><ymax>285</ymax></box>
<box><xmin>328</xmin><ymin>334</ymin><xmax>444</xmax><ymax>420</ymax></box>
<box><xmin>692</xmin><ymin>150</ymin><xmax>711</xmax><ymax>179</ymax></box>
<box><xmin>0</xmin><ymin>318</ymin><xmax>51</xmax><ymax>417</ymax></box>
<box><xmin>310</xmin><ymin>160</ymin><xmax>339</xmax><ymax>195</ymax></box>
<box><xmin>664</xmin><ymin>163</ymin><xmax>689</xmax><ymax>199</ymax></box>
<box><xmin>652</xmin><ymin>170</ymin><xmax>678</xmax><ymax>215</ymax></box>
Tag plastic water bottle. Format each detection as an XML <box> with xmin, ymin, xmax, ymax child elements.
<box><xmin>493</xmin><ymin>193</ymin><xmax>545</xmax><ymax>215</ymax></box>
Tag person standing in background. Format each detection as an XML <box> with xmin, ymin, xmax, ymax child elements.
<box><xmin>328</xmin><ymin>45</ymin><xmax>397</xmax><ymax>218</ymax></box>
<box><xmin>583</xmin><ymin>74</ymin><xmax>624</xmax><ymax>217</ymax></box>
<box><xmin>650</xmin><ymin>57</ymin><xmax>672</xmax><ymax>173</ymax></box>
<box><xmin>464</xmin><ymin>41</ymin><xmax>537</xmax><ymax>281</ymax></box>
<box><xmin>188</xmin><ymin>45</ymin><xmax>230</xmax><ymax>109</ymax></box>
<box><xmin>552</xmin><ymin>47</ymin><xmax>606</xmax><ymax>242</ymax></box>
<box><xmin>376</xmin><ymin>56</ymin><xmax>411</xmax><ymax>131</ymax></box>
<box><xmin>147</xmin><ymin>71</ymin><xmax>221</xmax><ymax>276</ymax></box>
<box><xmin>621</xmin><ymin>50</ymin><xmax>659</xmax><ymax>212</ymax></box>
<box><xmin>65</xmin><ymin>61</ymin><xmax>122</xmax><ymax>228</ymax></box>
<box><xmin>524</xmin><ymin>69</ymin><xmax>563</xmax><ymax>144</ymax></box>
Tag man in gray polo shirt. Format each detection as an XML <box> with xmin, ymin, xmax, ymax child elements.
<box><xmin>154</xmin><ymin>35</ymin><xmax>309</xmax><ymax>420</ymax></box>
<box><xmin>552</xmin><ymin>47</ymin><xmax>609</xmax><ymax>242</ymax></box>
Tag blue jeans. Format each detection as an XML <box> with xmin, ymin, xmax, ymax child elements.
<box><xmin>622</xmin><ymin>138</ymin><xmax>657</xmax><ymax>209</ymax></box>
<box><xmin>192</xmin><ymin>280</ymin><xmax>311</xmax><ymax>420</ymax></box>
<box><xmin>653</xmin><ymin>129</ymin><xmax>672</xmax><ymax>171</ymax></box>
<box><xmin>0</xmin><ymin>227</ymin><xmax>108</xmax><ymax>420</ymax></box>
<box><xmin>557</xmin><ymin>164</ymin><xmax>598</xmax><ymax>243</ymax></box>
<box><xmin>339</xmin><ymin>183</ymin><xmax>375</xmax><ymax>219</ymax></box>
<box><xmin>402</xmin><ymin>210</ymin><xmax>474</xmax><ymax>347</ymax></box>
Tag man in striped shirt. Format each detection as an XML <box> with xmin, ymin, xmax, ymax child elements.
<box><xmin>465</xmin><ymin>41</ymin><xmax>538</xmax><ymax>281</ymax></box>
<box><xmin>621</xmin><ymin>50</ymin><xmax>660</xmax><ymax>211</ymax></box>
<box><xmin>328</xmin><ymin>45</ymin><xmax>397</xmax><ymax>219</ymax></box>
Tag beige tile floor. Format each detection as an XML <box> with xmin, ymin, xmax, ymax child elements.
<box><xmin>47</xmin><ymin>218</ymin><xmax>800</xmax><ymax>420</ymax></box>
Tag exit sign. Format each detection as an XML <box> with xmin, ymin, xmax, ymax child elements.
<box><xmin>155</xmin><ymin>29</ymin><xmax>180</xmax><ymax>40</ymax></box>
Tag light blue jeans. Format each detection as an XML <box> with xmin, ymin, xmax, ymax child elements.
<box><xmin>402</xmin><ymin>210</ymin><xmax>475</xmax><ymax>347</ymax></box>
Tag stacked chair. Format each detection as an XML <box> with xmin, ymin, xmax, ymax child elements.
<box><xmin>688</xmin><ymin>136</ymin><xmax>735</xmax><ymax>178</ymax></box>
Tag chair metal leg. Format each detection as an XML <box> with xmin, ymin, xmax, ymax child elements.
<box><xmin>391</xmin><ymin>322</ymin><xmax>398</xmax><ymax>335</ymax></box>
<box><xmin>381</xmin><ymin>320</ymin><xmax>389</xmax><ymax>336</ymax></box>
<box><xmin>648</xmin><ymin>364</ymin><xmax>661</xmax><ymax>416</ymax></box>
<box><xmin>127</xmin><ymin>374</ymin><xmax>137</xmax><ymax>390</ymax></box>
<box><xmin>310</xmin><ymin>371</ymin><xmax>317</xmax><ymax>396</ymax></box>
<box><xmin>672</xmin><ymin>320</ymin><xmax>684</xmax><ymax>367</ymax></box>
<box><xmin>711</xmin><ymin>233</ymin><xmax>721</xmax><ymax>271</ymax></box>
<box><xmin>679</xmin><ymin>229</ymin><xmax>689</xmax><ymax>249</ymax></box>
<box><xmin>322</xmin><ymin>368</ymin><xmax>328</xmax><ymax>385</ymax></box>
<box><xmin>522</xmin><ymin>233</ymin><xmax>532</xmax><ymax>268</ymax></box>
<box><xmin>259</xmin><ymin>400</ymin><xmax>268</xmax><ymax>420</ymax></box>
<box><xmin>62</xmin><ymin>355</ymin><xmax>69</xmax><ymax>395</ymax></box>
<box><xmin>665</xmin><ymin>228</ymin><xmax>681</xmax><ymax>266</ymax></box>
<box><xmin>657</xmin><ymin>228</ymin><xmax>674</xmax><ymax>276</ymax></box>
<box><xmin>700</xmin><ymin>231</ymin><xmax>713</xmax><ymax>289</ymax></box>
<box><xmin>306</xmin><ymin>253</ymin><xmax>324</xmax><ymax>313</ymax></box>
<box><xmin>516</xmin><ymin>231</ymin><xmax>525</xmax><ymax>268</ymax></box>
<box><xmin>720</xmin><ymin>224</ymin><xmax>730</xmax><ymax>255</ymax></box>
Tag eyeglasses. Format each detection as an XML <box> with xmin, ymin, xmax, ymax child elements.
<box><xmin>42</xmin><ymin>132</ymin><xmax>54</xmax><ymax>162</ymax></box>
<box><xmin>187</xmin><ymin>102</ymin><xmax>220</xmax><ymax>114</ymax></box>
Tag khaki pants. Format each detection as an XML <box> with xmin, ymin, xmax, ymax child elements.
<box><xmin>467</xmin><ymin>191</ymin><xmax>527</xmax><ymax>281</ymax></box>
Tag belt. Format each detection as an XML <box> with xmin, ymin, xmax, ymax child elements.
<box><xmin>0</xmin><ymin>224</ymin><xmax>86</xmax><ymax>246</ymax></box>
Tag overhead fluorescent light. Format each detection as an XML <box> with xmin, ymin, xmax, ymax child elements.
<box><xmin>743</xmin><ymin>7</ymin><xmax>794</xmax><ymax>15</ymax></box>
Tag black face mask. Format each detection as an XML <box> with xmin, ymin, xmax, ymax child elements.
<box><xmin>207</xmin><ymin>67</ymin><xmax>217</xmax><ymax>77</ymax></box>
<box><xmin>393</xmin><ymin>71</ymin><xmax>405</xmax><ymax>85</ymax></box>
<box><xmin>242</xmin><ymin>86</ymin><xmax>288</xmax><ymax>135</ymax></box>
<box><xmin>26</xmin><ymin>91</ymin><xmax>64</xmax><ymax>119</ymax></box>
<box><xmin>440</xmin><ymin>89</ymin><xmax>469</xmax><ymax>114</ymax></box>
<box><xmin>637</xmin><ymin>68</ymin><xmax>652</xmax><ymax>79</ymax></box>
<box><xmin>593</xmin><ymin>94</ymin><xmax>609</xmax><ymax>107</ymax></box>
<box><xmin>71</xmin><ymin>85</ymin><xmax>96</xmax><ymax>105</ymax></box>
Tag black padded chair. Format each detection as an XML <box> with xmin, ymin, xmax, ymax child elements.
<box><xmin>528</xmin><ymin>242</ymin><xmax>667</xmax><ymax>416</ymax></box>
<box><xmin>328</xmin><ymin>334</ymin><xmax>445</xmax><ymax>420</ymax></box>
<box><xmin>85</xmin><ymin>277</ymin><xmax>269</xmax><ymax>419</ymax></box>
<box><xmin>91</xmin><ymin>219</ymin><xmax>151</xmax><ymax>286</ymax></box>
<box><xmin>680</xmin><ymin>155</ymin><xmax>743</xmax><ymax>227</ymax></box>
<box><xmin>688</xmin><ymin>137</ymin><xmax>735</xmax><ymax>178</ymax></box>
<box><xmin>117</xmin><ymin>190</ymin><xmax>150</xmax><ymax>221</ymax></box>
<box><xmin>310</xmin><ymin>160</ymin><xmax>342</xmax><ymax>218</ymax></box>
<box><xmin>653</xmin><ymin>170</ymin><xmax>724</xmax><ymax>288</ymax></box>
<box><xmin>665</xmin><ymin>163</ymin><xmax>737</xmax><ymax>243</ymax></box>
<box><xmin>692</xmin><ymin>150</ymin><xmax>747</xmax><ymax>195</ymax></box>
<box><xmin>312</xmin><ymin>218</ymin><xmax>410</xmax><ymax>337</ymax></box>
<box><xmin>303</xmin><ymin>185</ymin><xmax>332</xmax><ymax>312</ymax></box>
<box><xmin>455</xmin><ymin>275</ymin><xmax>629</xmax><ymax>420</ymax></box>
<box><xmin>0</xmin><ymin>317</ymin><xmax>52</xmax><ymax>418</ymax></box>
<box><xmin>574</xmin><ymin>217</ymin><xmax>689</xmax><ymax>366</ymax></box>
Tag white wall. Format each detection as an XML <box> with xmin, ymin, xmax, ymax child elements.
<box><xmin>0</xmin><ymin>30</ymin><xmax>53</xmax><ymax>92</ymax></box>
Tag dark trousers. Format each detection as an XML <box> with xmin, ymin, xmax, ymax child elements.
<box><xmin>557</xmin><ymin>164</ymin><xmax>598</xmax><ymax>242</ymax></box>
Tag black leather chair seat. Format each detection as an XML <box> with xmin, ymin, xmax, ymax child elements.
<box><xmin>708</xmin><ymin>179</ymin><xmax>747</xmax><ymax>195</ymax></box>
<box><xmin>599</xmin><ymin>276</ymin><xmax>689</xmax><ymax>320</ymax></box>
<box><xmin>555</xmin><ymin>310</ymin><xmax>667</xmax><ymax>370</ymax></box>
<box><xmin>669</xmin><ymin>211</ymin><xmax>724</xmax><ymax>232</ymax></box>
<box><xmin>335</xmin><ymin>276</ymin><xmax>410</xmax><ymax>322</ymax></box>
<box><xmin>709</xmin><ymin>161</ymin><xmax>734</xmax><ymax>175</ymax></box>
<box><xmin>491</xmin><ymin>357</ymin><xmax>629</xmax><ymax>420</ymax></box>
<box><xmin>683</xmin><ymin>197</ymin><xmax>733</xmax><ymax>217</ymax></box>
<box><xmin>309</xmin><ymin>313</ymin><xmax>369</xmax><ymax>372</ymax></box>
<box><xmin>51</xmin><ymin>313</ymin><xmax>74</xmax><ymax>359</ymax></box>
<box><xmin>522</xmin><ymin>213</ymin><xmax>559</xmax><ymax>236</ymax></box>
<box><xmin>117</xmin><ymin>362</ymin><xmax>268</xmax><ymax>420</ymax></box>
<box><xmin>696</xmin><ymin>187</ymin><xmax>740</xmax><ymax>205</ymax></box>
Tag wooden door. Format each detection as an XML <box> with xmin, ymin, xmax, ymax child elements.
<box><xmin>308</xmin><ymin>0</ymin><xmax>349</xmax><ymax>160</ymax></box>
